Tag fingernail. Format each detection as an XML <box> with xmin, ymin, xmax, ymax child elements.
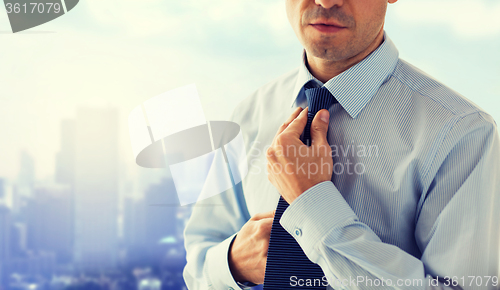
<box><xmin>319</xmin><ymin>110</ymin><xmax>329</xmax><ymax>123</ymax></box>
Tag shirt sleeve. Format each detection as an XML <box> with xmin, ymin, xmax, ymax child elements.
<box><xmin>183</xmin><ymin>180</ymin><xmax>251</xmax><ymax>290</ymax></box>
<box><xmin>279</xmin><ymin>111</ymin><xmax>500</xmax><ymax>290</ymax></box>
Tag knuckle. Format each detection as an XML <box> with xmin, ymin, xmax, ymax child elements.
<box><xmin>312</xmin><ymin>123</ymin><xmax>322</xmax><ymax>132</ymax></box>
<box><xmin>266</xmin><ymin>147</ymin><xmax>274</xmax><ymax>157</ymax></box>
<box><xmin>256</xmin><ymin>221</ymin><xmax>266</xmax><ymax>232</ymax></box>
<box><xmin>275</xmin><ymin>134</ymin><xmax>286</xmax><ymax>145</ymax></box>
<box><xmin>263</xmin><ymin>223</ymin><xmax>273</xmax><ymax>234</ymax></box>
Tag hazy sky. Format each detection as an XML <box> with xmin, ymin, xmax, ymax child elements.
<box><xmin>0</xmin><ymin>0</ymin><xmax>499</xmax><ymax>182</ymax></box>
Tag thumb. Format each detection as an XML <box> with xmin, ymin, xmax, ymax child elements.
<box><xmin>310</xmin><ymin>109</ymin><xmax>330</xmax><ymax>145</ymax></box>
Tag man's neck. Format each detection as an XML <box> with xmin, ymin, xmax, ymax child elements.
<box><xmin>306</xmin><ymin>29</ymin><xmax>385</xmax><ymax>83</ymax></box>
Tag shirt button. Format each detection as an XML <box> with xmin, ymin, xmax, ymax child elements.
<box><xmin>294</xmin><ymin>228</ymin><xmax>302</xmax><ymax>237</ymax></box>
<box><xmin>228</xmin><ymin>288</ymin><xmax>234</xmax><ymax>290</ymax></box>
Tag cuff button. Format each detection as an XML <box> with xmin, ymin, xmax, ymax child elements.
<box><xmin>294</xmin><ymin>228</ymin><xmax>302</xmax><ymax>237</ymax></box>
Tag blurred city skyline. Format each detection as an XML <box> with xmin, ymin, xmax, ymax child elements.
<box><xmin>0</xmin><ymin>106</ymin><xmax>188</xmax><ymax>289</ymax></box>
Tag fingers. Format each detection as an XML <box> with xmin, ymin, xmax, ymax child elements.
<box><xmin>258</xmin><ymin>217</ymin><xmax>274</xmax><ymax>236</ymax></box>
<box><xmin>276</xmin><ymin>107</ymin><xmax>304</xmax><ymax>136</ymax></box>
<box><xmin>251</xmin><ymin>213</ymin><xmax>274</xmax><ymax>240</ymax></box>
<box><xmin>310</xmin><ymin>109</ymin><xmax>330</xmax><ymax>146</ymax></box>
<box><xmin>282</xmin><ymin>107</ymin><xmax>309</xmax><ymax>138</ymax></box>
<box><xmin>251</xmin><ymin>210</ymin><xmax>276</xmax><ymax>221</ymax></box>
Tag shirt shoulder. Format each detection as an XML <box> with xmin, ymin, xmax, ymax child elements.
<box><xmin>389</xmin><ymin>59</ymin><xmax>498</xmax><ymax>183</ymax></box>
<box><xmin>391</xmin><ymin>59</ymin><xmax>493</xmax><ymax>122</ymax></box>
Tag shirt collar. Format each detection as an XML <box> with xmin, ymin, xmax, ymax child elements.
<box><xmin>291</xmin><ymin>31</ymin><xmax>399</xmax><ymax>118</ymax></box>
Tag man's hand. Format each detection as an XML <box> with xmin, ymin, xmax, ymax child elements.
<box><xmin>228</xmin><ymin>210</ymin><xmax>275</xmax><ymax>285</ymax></box>
<box><xmin>266</xmin><ymin>107</ymin><xmax>333</xmax><ymax>204</ymax></box>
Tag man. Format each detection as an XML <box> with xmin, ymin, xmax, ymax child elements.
<box><xmin>183</xmin><ymin>0</ymin><xmax>500</xmax><ymax>289</ymax></box>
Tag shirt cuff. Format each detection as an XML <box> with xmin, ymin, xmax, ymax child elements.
<box><xmin>205</xmin><ymin>233</ymin><xmax>245</xmax><ymax>290</ymax></box>
<box><xmin>279</xmin><ymin>181</ymin><xmax>358</xmax><ymax>262</ymax></box>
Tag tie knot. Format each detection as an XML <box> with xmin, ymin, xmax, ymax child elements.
<box><xmin>305</xmin><ymin>86</ymin><xmax>337</xmax><ymax>115</ymax></box>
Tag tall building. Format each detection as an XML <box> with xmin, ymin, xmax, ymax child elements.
<box><xmin>16</xmin><ymin>151</ymin><xmax>35</xmax><ymax>198</ymax></box>
<box><xmin>123</xmin><ymin>196</ymin><xmax>146</xmax><ymax>249</ymax></box>
<box><xmin>53</xmin><ymin>118</ymin><xmax>77</xmax><ymax>265</ymax></box>
<box><xmin>122</xmin><ymin>177</ymin><xmax>180</xmax><ymax>267</ymax></box>
<box><xmin>74</xmin><ymin>107</ymin><xmax>119</xmax><ymax>271</ymax></box>
<box><xmin>10</xmin><ymin>223</ymin><xmax>27</xmax><ymax>257</ymax></box>
<box><xmin>26</xmin><ymin>185</ymin><xmax>73</xmax><ymax>263</ymax></box>
<box><xmin>0</xmin><ymin>205</ymin><xmax>11</xmax><ymax>286</ymax></box>
<box><xmin>56</xmin><ymin>119</ymin><xmax>76</xmax><ymax>185</ymax></box>
<box><xmin>0</xmin><ymin>178</ymin><xmax>5</xmax><ymax>199</ymax></box>
<box><xmin>143</xmin><ymin>177</ymin><xmax>178</xmax><ymax>246</ymax></box>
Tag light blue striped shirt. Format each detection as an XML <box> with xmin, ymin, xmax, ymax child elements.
<box><xmin>183</xmin><ymin>33</ymin><xmax>500</xmax><ymax>290</ymax></box>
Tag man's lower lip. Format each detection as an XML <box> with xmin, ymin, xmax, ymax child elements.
<box><xmin>310</xmin><ymin>24</ymin><xmax>345</xmax><ymax>33</ymax></box>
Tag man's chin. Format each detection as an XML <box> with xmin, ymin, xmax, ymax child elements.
<box><xmin>306</xmin><ymin>44</ymin><xmax>348</xmax><ymax>62</ymax></box>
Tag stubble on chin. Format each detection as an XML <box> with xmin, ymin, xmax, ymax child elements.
<box><xmin>305</xmin><ymin>35</ymin><xmax>354</xmax><ymax>62</ymax></box>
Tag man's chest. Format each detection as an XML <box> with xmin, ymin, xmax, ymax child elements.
<box><xmin>239</xmin><ymin>110</ymin><xmax>427</xmax><ymax>256</ymax></box>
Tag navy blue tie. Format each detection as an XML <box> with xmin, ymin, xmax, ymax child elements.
<box><xmin>263</xmin><ymin>85</ymin><xmax>337</xmax><ymax>289</ymax></box>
